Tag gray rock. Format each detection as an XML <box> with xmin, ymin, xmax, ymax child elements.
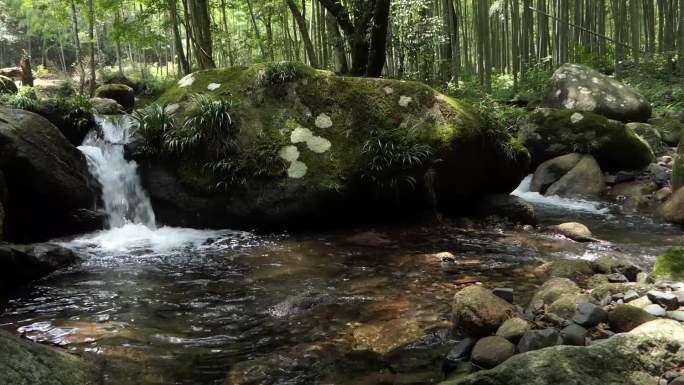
<box><xmin>647</xmin><ymin>290</ymin><xmax>679</xmax><ymax>310</ymax></box>
<box><xmin>517</xmin><ymin>329</ymin><xmax>563</xmax><ymax>353</ymax></box>
<box><xmin>444</xmin><ymin>338</ymin><xmax>477</xmax><ymax>367</ymax></box>
<box><xmin>644</xmin><ymin>304</ymin><xmax>667</xmax><ymax>317</ymax></box>
<box><xmin>607</xmin><ymin>273</ymin><xmax>629</xmax><ymax>283</ymax></box>
<box><xmin>670</xmin><ymin>376</ymin><xmax>684</xmax><ymax>385</ymax></box>
<box><xmin>560</xmin><ymin>324</ymin><xmax>588</xmax><ymax>346</ymax></box>
<box><xmin>530</xmin><ymin>153</ymin><xmax>583</xmax><ymax>193</ymax></box>
<box><xmin>573</xmin><ymin>302</ymin><xmax>609</xmax><ymax>327</ymax></box>
<box><xmin>545</xmin><ymin>155</ymin><xmax>605</xmax><ymax>198</ymax></box>
<box><xmin>439</xmin><ymin>320</ymin><xmax>684</xmax><ymax>385</ymax></box>
<box><xmin>470</xmin><ymin>336</ymin><xmax>516</xmax><ymax>369</ymax></box>
<box><xmin>624</xmin><ymin>290</ymin><xmax>639</xmax><ymax>303</ymax></box>
<box><xmin>675</xmin><ymin>290</ymin><xmax>684</xmax><ymax>306</ymax></box>
<box><xmin>496</xmin><ymin>318</ymin><xmax>531</xmax><ymax>342</ymax></box>
<box><xmin>528</xmin><ymin>278</ymin><xmax>581</xmax><ymax>309</ymax></box>
<box><xmin>666</xmin><ymin>311</ymin><xmax>684</xmax><ymax>322</ymax></box>
<box><xmin>541</xmin><ymin>63</ymin><xmax>651</xmax><ymax>122</ymax></box>
<box><xmin>492</xmin><ymin>288</ymin><xmax>514</xmax><ymax>303</ymax></box>
<box><xmin>648</xmin><ymin>163</ymin><xmax>671</xmax><ymax>187</ymax></box>
<box><xmin>90</xmin><ymin>97</ymin><xmax>125</xmax><ymax>115</ymax></box>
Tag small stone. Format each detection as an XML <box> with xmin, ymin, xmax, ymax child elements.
<box><xmin>560</xmin><ymin>323</ymin><xmax>588</xmax><ymax>346</ymax></box>
<box><xmin>607</xmin><ymin>273</ymin><xmax>629</xmax><ymax>283</ymax></box>
<box><xmin>629</xmin><ymin>296</ymin><xmax>653</xmax><ymax>308</ymax></box>
<box><xmin>517</xmin><ymin>329</ymin><xmax>563</xmax><ymax>353</ymax></box>
<box><xmin>207</xmin><ymin>82</ymin><xmax>221</xmax><ymax>91</ymax></box>
<box><xmin>670</xmin><ymin>376</ymin><xmax>684</xmax><ymax>385</ymax></box>
<box><xmin>495</xmin><ymin>317</ymin><xmax>530</xmax><ymax>342</ymax></box>
<box><xmin>644</xmin><ymin>304</ymin><xmax>667</xmax><ymax>317</ymax></box>
<box><xmin>471</xmin><ymin>336</ymin><xmax>516</xmax><ymax>369</ymax></box>
<box><xmin>623</xmin><ymin>290</ymin><xmax>639</xmax><ymax>302</ymax></box>
<box><xmin>492</xmin><ymin>288</ymin><xmax>514</xmax><ymax>303</ymax></box>
<box><xmin>647</xmin><ymin>290</ymin><xmax>679</xmax><ymax>310</ymax></box>
<box><xmin>573</xmin><ymin>302</ymin><xmax>608</xmax><ymax>327</ymax></box>
<box><xmin>611</xmin><ymin>293</ymin><xmax>624</xmax><ymax>301</ymax></box>
<box><xmin>664</xmin><ymin>371</ymin><xmax>680</xmax><ymax>382</ymax></box>
<box><xmin>444</xmin><ymin>337</ymin><xmax>477</xmax><ymax>368</ymax></box>
<box><xmin>674</xmin><ymin>290</ymin><xmax>684</xmax><ymax>305</ymax></box>
<box><xmin>666</xmin><ymin>311</ymin><xmax>684</xmax><ymax>322</ymax></box>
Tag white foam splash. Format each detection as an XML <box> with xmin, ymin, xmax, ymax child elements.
<box><xmin>512</xmin><ymin>175</ymin><xmax>610</xmax><ymax>214</ymax></box>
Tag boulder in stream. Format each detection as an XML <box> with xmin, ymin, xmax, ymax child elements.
<box><xmin>541</xmin><ymin>63</ymin><xmax>651</xmax><ymax>122</ymax></box>
<box><xmin>519</xmin><ymin>108</ymin><xmax>655</xmax><ymax>171</ymax></box>
<box><xmin>133</xmin><ymin>62</ymin><xmax>530</xmax><ymax>229</ymax></box>
<box><xmin>452</xmin><ymin>285</ymin><xmax>514</xmax><ymax>337</ymax></box>
<box><xmin>95</xmin><ymin>83</ymin><xmax>135</xmax><ymax>111</ymax></box>
<box><xmin>0</xmin><ymin>107</ymin><xmax>101</xmax><ymax>242</ymax></box>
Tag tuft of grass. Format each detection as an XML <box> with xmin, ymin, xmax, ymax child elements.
<box><xmin>254</xmin><ymin>61</ymin><xmax>310</xmax><ymax>88</ymax></box>
<box><xmin>131</xmin><ymin>103</ymin><xmax>176</xmax><ymax>153</ymax></box>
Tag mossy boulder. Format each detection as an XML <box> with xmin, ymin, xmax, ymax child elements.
<box><xmin>649</xmin><ymin>115</ymin><xmax>684</xmax><ymax>146</ymax></box>
<box><xmin>653</xmin><ymin>247</ymin><xmax>684</xmax><ymax>281</ymax></box>
<box><xmin>0</xmin><ymin>75</ymin><xmax>17</xmax><ymax>94</ymax></box>
<box><xmin>658</xmin><ymin>187</ymin><xmax>684</xmax><ymax>224</ymax></box>
<box><xmin>452</xmin><ymin>285</ymin><xmax>515</xmax><ymax>337</ymax></box>
<box><xmin>138</xmin><ymin>62</ymin><xmax>529</xmax><ymax>229</ymax></box>
<box><xmin>0</xmin><ymin>330</ymin><xmax>100</xmax><ymax>385</ymax></box>
<box><xmin>542</xmin><ymin>63</ymin><xmax>651</xmax><ymax>122</ymax></box>
<box><xmin>95</xmin><ymin>83</ymin><xmax>134</xmax><ymax>110</ymax></box>
<box><xmin>519</xmin><ymin>108</ymin><xmax>655</xmax><ymax>171</ymax></box>
<box><xmin>0</xmin><ymin>107</ymin><xmax>101</xmax><ymax>242</ymax></box>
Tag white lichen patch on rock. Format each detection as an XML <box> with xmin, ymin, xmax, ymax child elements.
<box><xmin>178</xmin><ymin>74</ymin><xmax>195</xmax><ymax>88</ymax></box>
<box><xmin>570</xmin><ymin>112</ymin><xmax>584</xmax><ymax>124</ymax></box>
<box><xmin>306</xmin><ymin>136</ymin><xmax>332</xmax><ymax>153</ymax></box>
<box><xmin>287</xmin><ymin>161</ymin><xmax>308</xmax><ymax>178</ymax></box>
<box><xmin>165</xmin><ymin>103</ymin><xmax>180</xmax><ymax>115</ymax></box>
<box><xmin>383</xmin><ymin>86</ymin><xmax>394</xmax><ymax>95</ymax></box>
<box><xmin>278</xmin><ymin>145</ymin><xmax>300</xmax><ymax>162</ymax></box>
<box><xmin>315</xmin><ymin>113</ymin><xmax>333</xmax><ymax>129</ymax></box>
<box><xmin>399</xmin><ymin>96</ymin><xmax>412</xmax><ymax>107</ymax></box>
<box><xmin>291</xmin><ymin>127</ymin><xmax>313</xmax><ymax>143</ymax></box>
<box><xmin>207</xmin><ymin>83</ymin><xmax>221</xmax><ymax>91</ymax></box>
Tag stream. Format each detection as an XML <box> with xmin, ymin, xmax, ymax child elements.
<box><xmin>0</xmin><ymin>116</ymin><xmax>682</xmax><ymax>384</ymax></box>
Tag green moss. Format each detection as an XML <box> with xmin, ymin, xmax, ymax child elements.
<box><xmin>529</xmin><ymin>109</ymin><xmax>655</xmax><ymax>171</ymax></box>
<box><xmin>653</xmin><ymin>247</ymin><xmax>684</xmax><ymax>280</ymax></box>
<box><xmin>154</xmin><ymin>62</ymin><xmax>525</xmax><ymax>195</ymax></box>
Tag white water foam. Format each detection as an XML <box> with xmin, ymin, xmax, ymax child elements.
<box><xmin>72</xmin><ymin>115</ymin><xmax>237</xmax><ymax>254</ymax></box>
<box><xmin>511</xmin><ymin>175</ymin><xmax>610</xmax><ymax>215</ymax></box>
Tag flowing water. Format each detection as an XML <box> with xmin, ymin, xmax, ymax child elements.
<box><xmin>0</xmin><ymin>117</ymin><xmax>683</xmax><ymax>384</ymax></box>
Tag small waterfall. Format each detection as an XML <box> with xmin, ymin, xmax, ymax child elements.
<box><xmin>511</xmin><ymin>175</ymin><xmax>610</xmax><ymax>215</ymax></box>
<box><xmin>78</xmin><ymin>115</ymin><xmax>156</xmax><ymax>229</ymax></box>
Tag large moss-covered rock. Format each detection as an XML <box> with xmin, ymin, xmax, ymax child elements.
<box><xmin>138</xmin><ymin>63</ymin><xmax>529</xmax><ymax>228</ymax></box>
<box><xmin>653</xmin><ymin>247</ymin><xmax>684</xmax><ymax>281</ymax></box>
<box><xmin>452</xmin><ymin>285</ymin><xmax>514</xmax><ymax>337</ymax></box>
<box><xmin>519</xmin><ymin>108</ymin><xmax>655</xmax><ymax>171</ymax></box>
<box><xmin>95</xmin><ymin>83</ymin><xmax>134</xmax><ymax>110</ymax></box>
<box><xmin>0</xmin><ymin>107</ymin><xmax>101</xmax><ymax>242</ymax></box>
<box><xmin>542</xmin><ymin>63</ymin><xmax>651</xmax><ymax>122</ymax></box>
<box><xmin>30</xmin><ymin>98</ymin><xmax>96</xmax><ymax>146</ymax></box>
<box><xmin>0</xmin><ymin>75</ymin><xmax>17</xmax><ymax>94</ymax></box>
<box><xmin>658</xmin><ymin>187</ymin><xmax>684</xmax><ymax>224</ymax></box>
<box><xmin>440</xmin><ymin>320</ymin><xmax>684</xmax><ymax>385</ymax></box>
<box><xmin>0</xmin><ymin>330</ymin><xmax>100</xmax><ymax>385</ymax></box>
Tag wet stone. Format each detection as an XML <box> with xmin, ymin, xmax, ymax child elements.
<box><xmin>495</xmin><ymin>318</ymin><xmax>531</xmax><ymax>342</ymax></box>
<box><xmin>493</xmin><ymin>288</ymin><xmax>514</xmax><ymax>303</ymax></box>
<box><xmin>644</xmin><ymin>304</ymin><xmax>667</xmax><ymax>317</ymax></box>
<box><xmin>573</xmin><ymin>302</ymin><xmax>608</xmax><ymax>327</ymax></box>
<box><xmin>471</xmin><ymin>336</ymin><xmax>516</xmax><ymax>369</ymax></box>
<box><xmin>560</xmin><ymin>323</ymin><xmax>588</xmax><ymax>346</ymax></box>
<box><xmin>517</xmin><ymin>329</ymin><xmax>563</xmax><ymax>353</ymax></box>
<box><xmin>444</xmin><ymin>338</ymin><xmax>477</xmax><ymax>368</ymax></box>
<box><xmin>647</xmin><ymin>290</ymin><xmax>679</xmax><ymax>310</ymax></box>
<box><xmin>624</xmin><ymin>290</ymin><xmax>639</xmax><ymax>303</ymax></box>
<box><xmin>607</xmin><ymin>273</ymin><xmax>629</xmax><ymax>283</ymax></box>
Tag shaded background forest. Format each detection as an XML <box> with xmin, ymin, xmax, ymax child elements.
<box><xmin>2</xmin><ymin>0</ymin><xmax>684</xmax><ymax>114</ymax></box>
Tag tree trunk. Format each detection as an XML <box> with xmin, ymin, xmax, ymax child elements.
<box><xmin>70</xmin><ymin>0</ymin><xmax>85</xmax><ymax>94</ymax></box>
<box><xmin>325</xmin><ymin>12</ymin><xmax>348</xmax><ymax>73</ymax></box>
<box><xmin>187</xmin><ymin>0</ymin><xmax>215</xmax><ymax>69</ymax></box>
<box><xmin>20</xmin><ymin>52</ymin><xmax>33</xmax><ymax>87</ymax></box>
<box><xmin>286</xmin><ymin>0</ymin><xmax>319</xmax><ymax>67</ymax></box>
<box><xmin>88</xmin><ymin>0</ymin><xmax>96</xmax><ymax>97</ymax></box>
<box><xmin>366</xmin><ymin>0</ymin><xmax>391</xmax><ymax>77</ymax></box>
<box><xmin>168</xmin><ymin>0</ymin><xmax>191</xmax><ymax>74</ymax></box>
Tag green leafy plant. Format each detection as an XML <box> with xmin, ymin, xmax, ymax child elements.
<box><xmin>254</xmin><ymin>62</ymin><xmax>309</xmax><ymax>87</ymax></box>
<box><xmin>0</xmin><ymin>86</ymin><xmax>39</xmax><ymax>110</ymax></box>
<box><xmin>360</xmin><ymin>125</ymin><xmax>432</xmax><ymax>190</ymax></box>
<box><xmin>131</xmin><ymin>103</ymin><xmax>176</xmax><ymax>152</ymax></box>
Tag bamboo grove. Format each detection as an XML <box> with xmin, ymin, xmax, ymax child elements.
<box><xmin>1</xmin><ymin>0</ymin><xmax>684</xmax><ymax>90</ymax></box>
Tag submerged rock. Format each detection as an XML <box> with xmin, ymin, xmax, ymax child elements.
<box><xmin>0</xmin><ymin>330</ymin><xmax>100</xmax><ymax>385</ymax></box>
<box><xmin>0</xmin><ymin>107</ymin><xmax>100</xmax><ymax>242</ymax></box>
<box><xmin>519</xmin><ymin>108</ymin><xmax>655</xmax><ymax>171</ymax></box>
<box><xmin>440</xmin><ymin>320</ymin><xmax>684</xmax><ymax>385</ymax></box>
<box><xmin>137</xmin><ymin>62</ymin><xmax>529</xmax><ymax>229</ymax></box>
<box><xmin>548</xmin><ymin>222</ymin><xmax>594</xmax><ymax>242</ymax></box>
<box><xmin>541</xmin><ymin>63</ymin><xmax>651</xmax><ymax>122</ymax></box>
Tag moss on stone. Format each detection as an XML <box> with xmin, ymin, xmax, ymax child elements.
<box><xmin>154</xmin><ymin>62</ymin><xmax>527</xmax><ymax>201</ymax></box>
<box><xmin>653</xmin><ymin>247</ymin><xmax>684</xmax><ymax>281</ymax></box>
<box><xmin>524</xmin><ymin>108</ymin><xmax>655</xmax><ymax>171</ymax></box>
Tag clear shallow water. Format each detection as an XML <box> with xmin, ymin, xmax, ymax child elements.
<box><xmin>1</xmin><ymin>157</ymin><xmax>683</xmax><ymax>385</ymax></box>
